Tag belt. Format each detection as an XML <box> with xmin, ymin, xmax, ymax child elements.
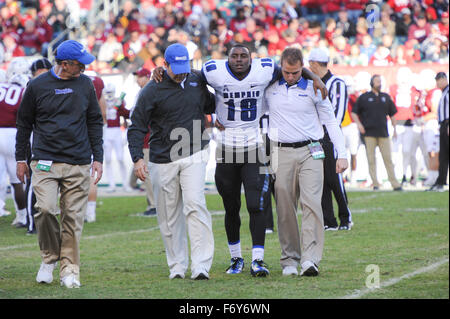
<box><xmin>276</xmin><ymin>139</ymin><xmax>321</xmax><ymax>148</ymax></box>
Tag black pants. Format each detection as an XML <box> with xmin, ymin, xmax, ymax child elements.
<box><xmin>215</xmin><ymin>147</ymin><xmax>270</xmax><ymax>247</ymax></box>
<box><xmin>263</xmin><ymin>176</ymin><xmax>275</xmax><ymax>230</ymax></box>
<box><xmin>436</xmin><ymin>121</ymin><xmax>449</xmax><ymax>186</ymax></box>
<box><xmin>25</xmin><ymin>176</ymin><xmax>37</xmax><ymax>232</ymax></box>
<box><xmin>321</xmin><ymin>135</ymin><xmax>351</xmax><ymax>227</ymax></box>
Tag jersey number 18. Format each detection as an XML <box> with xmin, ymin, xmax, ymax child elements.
<box><xmin>225</xmin><ymin>98</ymin><xmax>257</xmax><ymax>122</ymax></box>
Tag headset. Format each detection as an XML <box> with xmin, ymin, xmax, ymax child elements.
<box><xmin>370</xmin><ymin>74</ymin><xmax>380</xmax><ymax>88</ymax></box>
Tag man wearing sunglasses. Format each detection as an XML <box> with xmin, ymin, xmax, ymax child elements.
<box><xmin>15</xmin><ymin>40</ymin><xmax>104</xmax><ymax>288</ymax></box>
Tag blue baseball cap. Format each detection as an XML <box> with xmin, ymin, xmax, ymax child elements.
<box><xmin>55</xmin><ymin>40</ymin><xmax>95</xmax><ymax>65</ymax></box>
<box><xmin>164</xmin><ymin>43</ymin><xmax>191</xmax><ymax>74</ymax></box>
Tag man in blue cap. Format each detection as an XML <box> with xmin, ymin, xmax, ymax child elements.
<box><xmin>128</xmin><ymin>43</ymin><xmax>216</xmax><ymax>280</ymax></box>
<box><xmin>16</xmin><ymin>39</ymin><xmax>104</xmax><ymax>288</ymax></box>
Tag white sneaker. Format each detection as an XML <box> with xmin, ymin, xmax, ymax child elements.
<box><xmin>0</xmin><ymin>209</ymin><xmax>11</xmax><ymax>217</ymax></box>
<box><xmin>282</xmin><ymin>266</ymin><xmax>298</xmax><ymax>276</ymax></box>
<box><xmin>60</xmin><ymin>273</ymin><xmax>81</xmax><ymax>288</ymax></box>
<box><xmin>11</xmin><ymin>211</ymin><xmax>27</xmax><ymax>226</ymax></box>
<box><xmin>300</xmin><ymin>261</ymin><xmax>319</xmax><ymax>277</ymax></box>
<box><xmin>36</xmin><ymin>262</ymin><xmax>56</xmax><ymax>284</ymax></box>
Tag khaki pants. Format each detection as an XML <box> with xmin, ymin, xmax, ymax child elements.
<box><xmin>129</xmin><ymin>148</ymin><xmax>155</xmax><ymax>209</ymax></box>
<box><xmin>143</xmin><ymin>148</ymin><xmax>155</xmax><ymax>208</ymax></box>
<box><xmin>31</xmin><ymin>161</ymin><xmax>91</xmax><ymax>277</ymax></box>
<box><xmin>364</xmin><ymin>136</ymin><xmax>401</xmax><ymax>189</ymax></box>
<box><xmin>149</xmin><ymin>149</ymin><xmax>214</xmax><ymax>277</ymax></box>
<box><xmin>271</xmin><ymin>146</ymin><xmax>324</xmax><ymax>268</ymax></box>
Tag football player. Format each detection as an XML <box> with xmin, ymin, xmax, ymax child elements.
<box><xmin>0</xmin><ymin>58</ymin><xmax>30</xmax><ymax>226</ymax></box>
<box><xmin>103</xmin><ymin>83</ymin><xmax>131</xmax><ymax>193</ymax></box>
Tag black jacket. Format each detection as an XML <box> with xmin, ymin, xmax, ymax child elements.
<box><xmin>15</xmin><ymin>70</ymin><xmax>104</xmax><ymax>164</ymax></box>
<box><xmin>128</xmin><ymin>70</ymin><xmax>215</xmax><ymax>164</ymax></box>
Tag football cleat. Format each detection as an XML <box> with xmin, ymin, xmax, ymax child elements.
<box><xmin>250</xmin><ymin>259</ymin><xmax>269</xmax><ymax>277</ymax></box>
<box><xmin>226</xmin><ymin>257</ymin><xmax>244</xmax><ymax>274</ymax></box>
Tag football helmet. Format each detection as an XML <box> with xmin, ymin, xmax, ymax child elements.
<box><xmin>104</xmin><ymin>82</ymin><xmax>116</xmax><ymax>100</ymax></box>
<box><xmin>7</xmin><ymin>57</ymin><xmax>32</xmax><ymax>80</ymax></box>
<box><xmin>8</xmin><ymin>73</ymin><xmax>30</xmax><ymax>87</ymax></box>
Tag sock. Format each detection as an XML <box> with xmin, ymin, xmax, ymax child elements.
<box><xmin>87</xmin><ymin>201</ymin><xmax>96</xmax><ymax>215</ymax></box>
<box><xmin>252</xmin><ymin>246</ymin><xmax>264</xmax><ymax>261</ymax></box>
<box><xmin>228</xmin><ymin>241</ymin><xmax>242</xmax><ymax>259</ymax></box>
<box><xmin>17</xmin><ymin>208</ymin><xmax>27</xmax><ymax>223</ymax></box>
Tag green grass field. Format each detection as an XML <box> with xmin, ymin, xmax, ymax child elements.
<box><xmin>0</xmin><ymin>191</ymin><xmax>448</xmax><ymax>300</ymax></box>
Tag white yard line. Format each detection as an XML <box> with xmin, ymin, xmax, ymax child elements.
<box><xmin>0</xmin><ymin>212</ymin><xmax>228</xmax><ymax>252</ymax></box>
<box><xmin>0</xmin><ymin>226</ymin><xmax>161</xmax><ymax>252</ymax></box>
<box><xmin>341</xmin><ymin>257</ymin><xmax>449</xmax><ymax>299</ymax></box>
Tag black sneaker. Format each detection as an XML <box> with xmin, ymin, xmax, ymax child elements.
<box><xmin>300</xmin><ymin>261</ymin><xmax>319</xmax><ymax>276</ymax></box>
<box><xmin>393</xmin><ymin>187</ymin><xmax>403</xmax><ymax>191</ymax></box>
<box><xmin>373</xmin><ymin>186</ymin><xmax>379</xmax><ymax>191</ymax></box>
<box><xmin>427</xmin><ymin>184</ymin><xmax>444</xmax><ymax>192</ymax></box>
<box><xmin>401</xmin><ymin>175</ymin><xmax>407</xmax><ymax>186</ymax></box>
<box><xmin>143</xmin><ymin>208</ymin><xmax>157</xmax><ymax>216</ymax></box>
<box><xmin>193</xmin><ymin>273</ymin><xmax>209</xmax><ymax>280</ymax></box>
<box><xmin>26</xmin><ymin>228</ymin><xmax>37</xmax><ymax>235</ymax></box>
<box><xmin>324</xmin><ymin>225</ymin><xmax>338</xmax><ymax>231</ymax></box>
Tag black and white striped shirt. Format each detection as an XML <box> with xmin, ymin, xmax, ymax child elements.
<box><xmin>438</xmin><ymin>85</ymin><xmax>449</xmax><ymax>124</ymax></box>
<box><xmin>322</xmin><ymin>70</ymin><xmax>348</xmax><ymax>126</ymax></box>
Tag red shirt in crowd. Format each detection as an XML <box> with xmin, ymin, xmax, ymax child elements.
<box><xmin>322</xmin><ymin>0</ymin><xmax>341</xmax><ymax>14</ymax></box>
<box><xmin>369</xmin><ymin>48</ymin><xmax>394</xmax><ymax>66</ymax></box>
<box><xmin>408</xmin><ymin>23</ymin><xmax>432</xmax><ymax>43</ymax></box>
<box><xmin>19</xmin><ymin>29</ymin><xmax>45</xmax><ymax>52</ymax></box>
<box><xmin>37</xmin><ymin>17</ymin><xmax>53</xmax><ymax>43</ymax></box>
<box><xmin>229</xmin><ymin>18</ymin><xmax>246</xmax><ymax>33</ymax></box>
<box><xmin>343</xmin><ymin>0</ymin><xmax>369</xmax><ymax>10</ymax></box>
<box><xmin>438</xmin><ymin>22</ymin><xmax>449</xmax><ymax>40</ymax></box>
<box><xmin>301</xmin><ymin>0</ymin><xmax>325</xmax><ymax>8</ymax></box>
<box><xmin>387</xmin><ymin>0</ymin><xmax>410</xmax><ymax>13</ymax></box>
<box><xmin>300</xmin><ymin>28</ymin><xmax>321</xmax><ymax>47</ymax></box>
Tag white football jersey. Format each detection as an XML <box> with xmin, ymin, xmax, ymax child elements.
<box><xmin>202</xmin><ymin>58</ymin><xmax>275</xmax><ymax>148</ymax></box>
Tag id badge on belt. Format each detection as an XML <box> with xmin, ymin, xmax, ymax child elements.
<box><xmin>308</xmin><ymin>142</ymin><xmax>325</xmax><ymax>160</ymax></box>
<box><xmin>36</xmin><ymin>160</ymin><xmax>53</xmax><ymax>171</ymax></box>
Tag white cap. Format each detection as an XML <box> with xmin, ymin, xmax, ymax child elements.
<box><xmin>308</xmin><ymin>48</ymin><xmax>329</xmax><ymax>63</ymax></box>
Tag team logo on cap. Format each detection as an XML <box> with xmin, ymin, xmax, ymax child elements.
<box><xmin>175</xmin><ymin>56</ymin><xmax>187</xmax><ymax>61</ymax></box>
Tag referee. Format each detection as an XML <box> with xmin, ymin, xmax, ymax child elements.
<box><xmin>428</xmin><ymin>72</ymin><xmax>449</xmax><ymax>192</ymax></box>
<box><xmin>308</xmin><ymin>48</ymin><xmax>352</xmax><ymax>231</ymax></box>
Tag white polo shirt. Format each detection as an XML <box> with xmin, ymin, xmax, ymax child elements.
<box><xmin>264</xmin><ymin>77</ymin><xmax>347</xmax><ymax>159</ymax></box>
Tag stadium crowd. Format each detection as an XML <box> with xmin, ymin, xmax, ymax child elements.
<box><xmin>0</xmin><ymin>0</ymin><xmax>449</xmax><ymax>73</ymax></box>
